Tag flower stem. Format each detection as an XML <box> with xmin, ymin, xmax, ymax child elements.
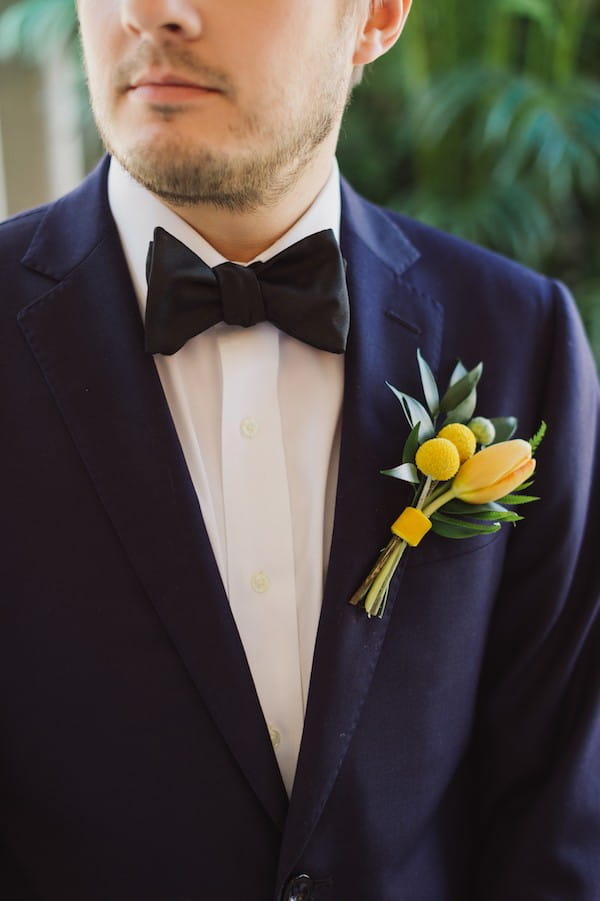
<box><xmin>364</xmin><ymin>540</ymin><xmax>407</xmax><ymax>618</ymax></box>
<box><xmin>415</xmin><ymin>476</ymin><xmax>433</xmax><ymax>510</ymax></box>
<box><xmin>348</xmin><ymin>536</ymin><xmax>401</xmax><ymax>606</ymax></box>
<box><xmin>422</xmin><ymin>481</ymin><xmax>447</xmax><ymax>506</ymax></box>
<box><xmin>422</xmin><ymin>487</ymin><xmax>456</xmax><ymax>518</ymax></box>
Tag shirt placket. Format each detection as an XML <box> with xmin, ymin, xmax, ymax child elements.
<box><xmin>219</xmin><ymin>323</ymin><xmax>304</xmax><ymax>796</ymax></box>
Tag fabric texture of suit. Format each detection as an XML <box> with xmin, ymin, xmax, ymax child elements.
<box><xmin>1</xmin><ymin>157</ymin><xmax>599</xmax><ymax>900</ymax></box>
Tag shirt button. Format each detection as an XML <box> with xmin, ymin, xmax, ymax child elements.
<box><xmin>240</xmin><ymin>417</ymin><xmax>259</xmax><ymax>438</ymax></box>
<box><xmin>269</xmin><ymin>724</ymin><xmax>281</xmax><ymax>749</ymax></box>
<box><xmin>250</xmin><ymin>571</ymin><xmax>271</xmax><ymax>593</ymax></box>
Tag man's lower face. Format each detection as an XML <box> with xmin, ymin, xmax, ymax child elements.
<box><xmin>80</xmin><ymin>3</ymin><xmax>357</xmax><ymax>211</ymax></box>
<box><xmin>100</xmin><ymin>80</ymin><xmax>344</xmax><ymax>213</ymax></box>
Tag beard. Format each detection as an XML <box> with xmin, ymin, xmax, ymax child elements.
<box><xmin>91</xmin><ymin>39</ymin><xmax>353</xmax><ymax>213</ymax></box>
<box><xmin>103</xmin><ymin>103</ymin><xmax>341</xmax><ymax>213</ymax></box>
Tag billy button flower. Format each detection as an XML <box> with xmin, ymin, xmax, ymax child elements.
<box><xmin>437</xmin><ymin>423</ymin><xmax>477</xmax><ymax>462</ymax></box>
<box><xmin>415</xmin><ymin>438</ymin><xmax>460</xmax><ymax>481</ymax></box>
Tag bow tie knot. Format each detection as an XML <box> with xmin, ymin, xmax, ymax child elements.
<box><xmin>214</xmin><ymin>262</ymin><xmax>266</xmax><ymax>328</ymax></box>
<box><xmin>144</xmin><ymin>227</ymin><xmax>350</xmax><ymax>355</ymax></box>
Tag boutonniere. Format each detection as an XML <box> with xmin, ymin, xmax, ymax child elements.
<box><xmin>350</xmin><ymin>351</ymin><xmax>544</xmax><ymax>618</ymax></box>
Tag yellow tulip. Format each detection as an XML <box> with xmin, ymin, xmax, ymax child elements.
<box><xmin>452</xmin><ymin>439</ymin><xmax>535</xmax><ymax>504</ymax></box>
<box><xmin>422</xmin><ymin>438</ymin><xmax>535</xmax><ymax>517</ymax></box>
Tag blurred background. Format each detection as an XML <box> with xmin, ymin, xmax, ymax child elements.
<box><xmin>1</xmin><ymin>0</ymin><xmax>599</xmax><ymax>364</ymax></box>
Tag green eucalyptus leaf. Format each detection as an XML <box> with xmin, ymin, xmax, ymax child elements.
<box><xmin>381</xmin><ymin>463</ymin><xmax>420</xmax><ymax>484</ymax></box>
<box><xmin>440</xmin><ymin>500</ymin><xmax>521</xmax><ymax>521</ymax></box>
<box><xmin>432</xmin><ymin>512</ymin><xmax>502</xmax><ymax>531</ymax></box>
<box><xmin>449</xmin><ymin>360</ymin><xmax>468</xmax><ymax>387</ymax></box>
<box><xmin>497</xmin><ymin>492</ymin><xmax>539</xmax><ymax>505</ymax></box>
<box><xmin>386</xmin><ymin>383</ymin><xmax>435</xmax><ymax>440</ymax></box>
<box><xmin>444</xmin><ymin>388</ymin><xmax>478</xmax><ymax>424</ymax></box>
<box><xmin>402</xmin><ymin>422</ymin><xmax>422</xmax><ymax>464</ymax></box>
<box><xmin>489</xmin><ymin>417</ymin><xmax>518</xmax><ymax>442</ymax></box>
<box><xmin>440</xmin><ymin>363</ymin><xmax>483</xmax><ymax>413</ymax></box>
<box><xmin>431</xmin><ymin>519</ymin><xmax>477</xmax><ymax>539</ymax></box>
<box><xmin>516</xmin><ymin>480</ymin><xmax>535</xmax><ymax>491</ymax></box>
<box><xmin>463</xmin><ymin>509</ymin><xmax>523</xmax><ymax>522</ymax></box>
<box><xmin>417</xmin><ymin>349</ymin><xmax>440</xmax><ymax>417</ymax></box>
<box><xmin>431</xmin><ymin>513</ymin><xmax>501</xmax><ymax>539</ymax></box>
<box><xmin>441</xmin><ymin>500</ymin><xmax>507</xmax><ymax>515</ymax></box>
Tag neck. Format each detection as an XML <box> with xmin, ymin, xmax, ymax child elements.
<box><xmin>164</xmin><ymin>147</ymin><xmax>336</xmax><ymax>263</ymax></box>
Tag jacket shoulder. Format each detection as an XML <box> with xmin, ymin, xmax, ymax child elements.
<box><xmin>0</xmin><ymin>158</ymin><xmax>113</xmax><ymax>316</ymax></box>
<box><xmin>369</xmin><ymin>194</ymin><xmax>544</xmax><ymax>280</ymax></box>
<box><xmin>0</xmin><ymin>203</ymin><xmax>52</xmax><ymax>262</ymax></box>
<box><xmin>341</xmin><ymin>179</ymin><xmax>555</xmax><ymax>306</ymax></box>
<box><xmin>369</xmin><ymin>199</ymin><xmax>567</xmax><ymax>326</ymax></box>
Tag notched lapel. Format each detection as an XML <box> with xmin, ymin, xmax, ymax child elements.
<box><xmin>279</xmin><ymin>184</ymin><xmax>444</xmax><ymax>877</ymax></box>
<box><xmin>17</xmin><ymin>165</ymin><xmax>288</xmax><ymax>830</ymax></box>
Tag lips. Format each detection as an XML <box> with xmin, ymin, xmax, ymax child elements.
<box><xmin>128</xmin><ymin>71</ymin><xmax>219</xmax><ymax>102</ymax></box>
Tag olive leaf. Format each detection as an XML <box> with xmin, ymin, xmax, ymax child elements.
<box><xmin>444</xmin><ymin>390</ymin><xmax>478</xmax><ymax>424</ymax></box>
<box><xmin>386</xmin><ymin>382</ymin><xmax>435</xmax><ymax>440</ymax></box>
<box><xmin>449</xmin><ymin>360</ymin><xmax>468</xmax><ymax>386</ymax></box>
<box><xmin>490</xmin><ymin>416</ymin><xmax>518</xmax><ymax>442</ymax></box>
<box><xmin>381</xmin><ymin>463</ymin><xmax>420</xmax><ymax>484</ymax></box>
<box><xmin>402</xmin><ymin>422</ymin><xmax>422</xmax><ymax>464</ymax></box>
<box><xmin>496</xmin><ymin>492</ymin><xmax>540</xmax><ymax>505</ymax></box>
<box><xmin>440</xmin><ymin>362</ymin><xmax>483</xmax><ymax>414</ymax></box>
<box><xmin>430</xmin><ymin>512</ymin><xmax>502</xmax><ymax>538</ymax></box>
<box><xmin>417</xmin><ymin>349</ymin><xmax>440</xmax><ymax>417</ymax></box>
<box><xmin>441</xmin><ymin>499</ymin><xmax>522</xmax><ymax>521</ymax></box>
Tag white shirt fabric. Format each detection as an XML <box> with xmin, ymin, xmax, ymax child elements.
<box><xmin>107</xmin><ymin>158</ymin><xmax>344</xmax><ymax>795</ymax></box>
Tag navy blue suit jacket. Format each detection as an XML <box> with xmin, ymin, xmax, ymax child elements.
<box><xmin>1</xmin><ymin>158</ymin><xmax>599</xmax><ymax>900</ymax></box>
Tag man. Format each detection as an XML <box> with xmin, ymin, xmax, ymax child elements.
<box><xmin>0</xmin><ymin>0</ymin><xmax>598</xmax><ymax>898</ymax></box>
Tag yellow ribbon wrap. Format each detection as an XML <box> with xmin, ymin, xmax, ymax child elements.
<box><xmin>391</xmin><ymin>507</ymin><xmax>432</xmax><ymax>546</ymax></box>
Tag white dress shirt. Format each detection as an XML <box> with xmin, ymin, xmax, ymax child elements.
<box><xmin>108</xmin><ymin>158</ymin><xmax>344</xmax><ymax>795</ymax></box>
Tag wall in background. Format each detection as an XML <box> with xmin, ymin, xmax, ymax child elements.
<box><xmin>0</xmin><ymin>0</ymin><xmax>84</xmax><ymax>217</ymax></box>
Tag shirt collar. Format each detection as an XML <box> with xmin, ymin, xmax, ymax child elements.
<box><xmin>107</xmin><ymin>156</ymin><xmax>342</xmax><ymax>311</ymax></box>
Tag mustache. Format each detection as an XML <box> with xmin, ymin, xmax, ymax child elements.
<box><xmin>113</xmin><ymin>42</ymin><xmax>235</xmax><ymax>95</ymax></box>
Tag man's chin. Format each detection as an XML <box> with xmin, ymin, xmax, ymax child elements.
<box><xmin>110</xmin><ymin>144</ymin><xmax>271</xmax><ymax>212</ymax></box>
<box><xmin>105</xmin><ymin>107</ymin><xmax>331</xmax><ymax>213</ymax></box>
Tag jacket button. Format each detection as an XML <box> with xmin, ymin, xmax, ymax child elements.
<box><xmin>283</xmin><ymin>873</ymin><xmax>314</xmax><ymax>901</ymax></box>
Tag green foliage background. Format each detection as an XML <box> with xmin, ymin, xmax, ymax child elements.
<box><xmin>339</xmin><ymin>0</ymin><xmax>600</xmax><ymax>364</ymax></box>
<box><xmin>1</xmin><ymin>0</ymin><xmax>599</xmax><ymax>363</ymax></box>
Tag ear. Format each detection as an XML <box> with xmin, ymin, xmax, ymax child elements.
<box><xmin>352</xmin><ymin>0</ymin><xmax>412</xmax><ymax>66</ymax></box>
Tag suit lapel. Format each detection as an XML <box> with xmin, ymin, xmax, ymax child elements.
<box><xmin>278</xmin><ymin>182</ymin><xmax>444</xmax><ymax>877</ymax></box>
<box><xmin>17</xmin><ymin>161</ymin><xmax>288</xmax><ymax>830</ymax></box>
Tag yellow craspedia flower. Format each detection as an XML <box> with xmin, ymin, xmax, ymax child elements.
<box><xmin>415</xmin><ymin>438</ymin><xmax>460</xmax><ymax>481</ymax></box>
<box><xmin>437</xmin><ymin>423</ymin><xmax>477</xmax><ymax>463</ymax></box>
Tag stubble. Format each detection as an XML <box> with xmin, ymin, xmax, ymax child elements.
<box><xmin>87</xmin><ymin>34</ymin><xmax>353</xmax><ymax>213</ymax></box>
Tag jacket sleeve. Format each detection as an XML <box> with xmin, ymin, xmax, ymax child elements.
<box><xmin>473</xmin><ymin>280</ymin><xmax>600</xmax><ymax>898</ymax></box>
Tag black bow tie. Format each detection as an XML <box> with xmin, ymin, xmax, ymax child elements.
<box><xmin>144</xmin><ymin>227</ymin><xmax>350</xmax><ymax>355</ymax></box>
